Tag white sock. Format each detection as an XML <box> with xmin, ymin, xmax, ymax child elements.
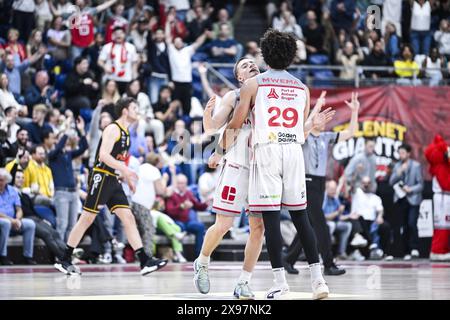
<box><xmin>198</xmin><ymin>253</ymin><xmax>210</xmax><ymax>266</ymax></box>
<box><xmin>238</xmin><ymin>270</ymin><xmax>252</xmax><ymax>283</ymax></box>
<box><xmin>273</xmin><ymin>267</ymin><xmax>287</xmax><ymax>285</ymax></box>
<box><xmin>309</xmin><ymin>263</ymin><xmax>323</xmax><ymax>282</ymax></box>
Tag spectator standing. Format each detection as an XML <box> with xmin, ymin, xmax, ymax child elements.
<box><xmin>46</xmin><ymin>16</ymin><xmax>71</xmax><ymax>63</ymax></box>
<box><xmin>104</xmin><ymin>2</ymin><xmax>128</xmax><ymax>44</ymax></box>
<box><xmin>11</xmin><ymin>0</ymin><xmax>36</xmax><ymax>42</ymax></box>
<box><xmin>322</xmin><ymin>180</ymin><xmax>352</xmax><ymax>260</ymax></box>
<box><xmin>186</xmin><ymin>5</ymin><xmax>212</xmax><ymax>44</ymax></box>
<box><xmin>69</xmin><ymin>0</ymin><xmax>118</xmax><ymax>59</ymax></box>
<box><xmin>147</xmin><ymin>28</ymin><xmax>171</xmax><ymax>105</ymax></box>
<box><xmin>381</xmin><ymin>0</ymin><xmax>403</xmax><ymax>37</ymax></box>
<box><xmin>64</xmin><ymin>56</ymin><xmax>100</xmax><ymax>117</ymax></box>
<box><xmin>165</xmin><ymin>12</ymin><xmax>207</xmax><ymax>116</ymax></box>
<box><xmin>0</xmin><ymin>169</ymin><xmax>36</xmax><ymax>265</ymax></box>
<box><xmin>49</xmin><ymin>118</ymin><xmax>88</xmax><ymax>242</ymax></box>
<box><xmin>212</xmin><ymin>1</ymin><xmax>246</xmax><ymax>39</ymax></box>
<box><xmin>26</xmin><ymin>29</ymin><xmax>46</xmax><ymax>70</ymax></box>
<box><xmin>34</xmin><ymin>0</ymin><xmax>53</xmax><ymax>30</ymax></box>
<box><xmin>98</xmin><ymin>25</ymin><xmax>139</xmax><ymax>95</ymax></box>
<box><xmin>384</xmin><ymin>22</ymin><xmax>401</xmax><ymax>63</ymax></box>
<box><xmin>410</xmin><ymin>0</ymin><xmax>432</xmax><ymax>55</ymax></box>
<box><xmin>330</xmin><ymin>0</ymin><xmax>357</xmax><ymax>33</ymax></box>
<box><xmin>389</xmin><ymin>143</ymin><xmax>424</xmax><ymax>260</ymax></box>
<box><xmin>165</xmin><ymin>174</ymin><xmax>207</xmax><ymax>256</ymax></box>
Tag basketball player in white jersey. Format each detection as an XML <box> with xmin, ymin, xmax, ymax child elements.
<box><xmin>193</xmin><ymin>58</ymin><xmax>264</xmax><ymax>300</ymax></box>
<box><xmin>212</xmin><ymin>29</ymin><xmax>335</xmax><ymax>299</ymax></box>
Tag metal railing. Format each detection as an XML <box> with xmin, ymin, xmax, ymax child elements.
<box><xmin>205</xmin><ymin>63</ymin><xmax>450</xmax><ymax>89</ymax></box>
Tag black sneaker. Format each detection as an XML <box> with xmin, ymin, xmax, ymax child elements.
<box><xmin>0</xmin><ymin>256</ymin><xmax>13</xmax><ymax>265</ymax></box>
<box><xmin>140</xmin><ymin>257</ymin><xmax>168</xmax><ymax>276</ymax></box>
<box><xmin>282</xmin><ymin>259</ymin><xmax>299</xmax><ymax>275</ymax></box>
<box><xmin>23</xmin><ymin>257</ymin><xmax>37</xmax><ymax>265</ymax></box>
<box><xmin>54</xmin><ymin>260</ymin><xmax>82</xmax><ymax>275</ymax></box>
<box><xmin>324</xmin><ymin>263</ymin><xmax>346</xmax><ymax>276</ymax></box>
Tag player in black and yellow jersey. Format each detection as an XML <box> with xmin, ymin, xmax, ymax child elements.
<box><xmin>55</xmin><ymin>98</ymin><xmax>167</xmax><ymax>276</ymax></box>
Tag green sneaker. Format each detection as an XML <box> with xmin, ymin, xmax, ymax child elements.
<box><xmin>233</xmin><ymin>281</ymin><xmax>255</xmax><ymax>300</ymax></box>
<box><xmin>193</xmin><ymin>259</ymin><xmax>210</xmax><ymax>294</ymax></box>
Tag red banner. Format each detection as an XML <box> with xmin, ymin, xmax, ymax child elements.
<box><xmin>309</xmin><ymin>86</ymin><xmax>450</xmax><ymax>180</ymax></box>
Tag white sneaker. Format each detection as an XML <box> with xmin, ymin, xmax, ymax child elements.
<box><xmin>351</xmin><ymin>249</ymin><xmax>365</xmax><ymax>261</ymax></box>
<box><xmin>369</xmin><ymin>243</ymin><xmax>378</xmax><ymax>250</ymax></box>
<box><xmin>175</xmin><ymin>252</ymin><xmax>187</xmax><ymax>263</ymax></box>
<box><xmin>97</xmin><ymin>253</ymin><xmax>112</xmax><ymax>264</ymax></box>
<box><xmin>175</xmin><ymin>231</ymin><xmax>187</xmax><ymax>241</ymax></box>
<box><xmin>384</xmin><ymin>255</ymin><xmax>394</xmax><ymax>261</ymax></box>
<box><xmin>114</xmin><ymin>253</ymin><xmax>127</xmax><ymax>264</ymax></box>
<box><xmin>350</xmin><ymin>233</ymin><xmax>368</xmax><ymax>248</ymax></box>
<box><xmin>312</xmin><ymin>278</ymin><xmax>329</xmax><ymax>300</ymax></box>
<box><xmin>411</xmin><ymin>250</ymin><xmax>420</xmax><ymax>258</ymax></box>
<box><xmin>404</xmin><ymin>254</ymin><xmax>412</xmax><ymax>261</ymax></box>
<box><xmin>265</xmin><ymin>281</ymin><xmax>289</xmax><ymax>299</ymax></box>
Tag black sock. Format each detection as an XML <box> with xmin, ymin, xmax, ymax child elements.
<box><xmin>62</xmin><ymin>245</ymin><xmax>74</xmax><ymax>262</ymax></box>
<box><xmin>135</xmin><ymin>247</ymin><xmax>149</xmax><ymax>267</ymax></box>
<box><xmin>262</xmin><ymin>211</ymin><xmax>283</xmax><ymax>269</ymax></box>
<box><xmin>289</xmin><ymin>210</ymin><xmax>320</xmax><ymax>264</ymax></box>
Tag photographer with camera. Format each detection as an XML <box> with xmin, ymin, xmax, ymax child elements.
<box><xmin>48</xmin><ymin>116</ymin><xmax>88</xmax><ymax>242</ymax></box>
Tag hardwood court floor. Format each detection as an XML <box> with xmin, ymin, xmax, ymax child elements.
<box><xmin>1</xmin><ymin>260</ymin><xmax>449</xmax><ymax>300</ymax></box>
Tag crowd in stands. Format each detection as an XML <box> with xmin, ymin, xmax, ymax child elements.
<box><xmin>0</xmin><ymin>0</ymin><xmax>442</xmax><ymax>265</ymax></box>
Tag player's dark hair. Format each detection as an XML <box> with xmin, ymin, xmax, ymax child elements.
<box><xmin>114</xmin><ymin>97</ymin><xmax>136</xmax><ymax>118</ymax></box>
<box><xmin>260</xmin><ymin>29</ymin><xmax>297</xmax><ymax>70</ymax></box>
<box><xmin>399</xmin><ymin>143</ymin><xmax>412</xmax><ymax>153</ymax></box>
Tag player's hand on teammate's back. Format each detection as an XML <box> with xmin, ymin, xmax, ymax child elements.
<box><xmin>208</xmin><ymin>152</ymin><xmax>222</xmax><ymax>168</ymax></box>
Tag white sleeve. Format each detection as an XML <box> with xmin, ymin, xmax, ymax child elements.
<box><xmin>374</xmin><ymin>195</ymin><xmax>384</xmax><ymax>212</ymax></box>
<box><xmin>129</xmin><ymin>44</ymin><xmax>138</xmax><ymax>63</ymax></box>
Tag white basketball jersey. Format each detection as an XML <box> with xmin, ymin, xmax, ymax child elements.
<box><xmin>217</xmin><ymin>89</ymin><xmax>251</xmax><ymax>167</ymax></box>
<box><xmin>251</xmin><ymin>69</ymin><xmax>306</xmax><ymax>147</ymax></box>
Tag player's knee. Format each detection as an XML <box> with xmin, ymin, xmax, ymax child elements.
<box><xmin>214</xmin><ymin>216</ymin><xmax>233</xmax><ymax>235</ymax></box>
<box><xmin>250</xmin><ymin>221</ymin><xmax>265</xmax><ymax>240</ymax></box>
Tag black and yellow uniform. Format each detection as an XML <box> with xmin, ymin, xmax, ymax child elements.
<box><xmin>83</xmin><ymin>121</ymin><xmax>131</xmax><ymax>214</ymax></box>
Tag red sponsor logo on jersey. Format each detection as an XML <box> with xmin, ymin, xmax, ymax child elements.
<box><xmin>267</xmin><ymin>88</ymin><xmax>279</xmax><ymax>99</ymax></box>
<box><xmin>221</xmin><ymin>186</ymin><xmax>236</xmax><ymax>202</ymax></box>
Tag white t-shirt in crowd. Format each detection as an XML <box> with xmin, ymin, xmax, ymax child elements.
<box><xmin>132</xmin><ymin>163</ymin><xmax>162</xmax><ymax>209</ymax></box>
<box><xmin>99</xmin><ymin>42</ymin><xmax>138</xmax><ymax>82</ymax></box>
<box><xmin>168</xmin><ymin>0</ymin><xmax>190</xmax><ymax>11</ymax></box>
<box><xmin>382</xmin><ymin>0</ymin><xmax>402</xmax><ymax>36</ymax></box>
<box><xmin>13</xmin><ymin>0</ymin><xmax>35</xmax><ymax>12</ymax></box>
<box><xmin>411</xmin><ymin>0</ymin><xmax>431</xmax><ymax>31</ymax></box>
<box><xmin>351</xmin><ymin>188</ymin><xmax>384</xmax><ymax>221</ymax></box>
<box><xmin>167</xmin><ymin>44</ymin><xmax>194</xmax><ymax>83</ymax></box>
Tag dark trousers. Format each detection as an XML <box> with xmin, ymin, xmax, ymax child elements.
<box><xmin>12</xmin><ymin>10</ymin><xmax>35</xmax><ymax>42</ymax></box>
<box><xmin>284</xmin><ymin>175</ymin><xmax>334</xmax><ymax>268</ymax></box>
<box><xmin>173</xmin><ymin>81</ymin><xmax>192</xmax><ymax>116</ymax></box>
<box><xmin>396</xmin><ymin>198</ymin><xmax>420</xmax><ymax>254</ymax></box>
<box><xmin>359</xmin><ymin>218</ymin><xmax>391</xmax><ymax>254</ymax></box>
<box><xmin>175</xmin><ymin>219</ymin><xmax>205</xmax><ymax>256</ymax></box>
<box><xmin>28</xmin><ymin>216</ymin><xmax>66</xmax><ymax>259</ymax></box>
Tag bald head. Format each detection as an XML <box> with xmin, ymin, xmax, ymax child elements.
<box><xmin>176</xmin><ymin>174</ymin><xmax>188</xmax><ymax>193</ymax></box>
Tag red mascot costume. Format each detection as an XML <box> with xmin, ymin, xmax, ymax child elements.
<box><xmin>424</xmin><ymin>135</ymin><xmax>450</xmax><ymax>261</ymax></box>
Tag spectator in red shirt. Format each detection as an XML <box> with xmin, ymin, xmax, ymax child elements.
<box><xmin>104</xmin><ymin>2</ymin><xmax>128</xmax><ymax>44</ymax></box>
<box><xmin>3</xmin><ymin>28</ymin><xmax>27</xmax><ymax>62</ymax></box>
<box><xmin>165</xmin><ymin>174</ymin><xmax>208</xmax><ymax>255</ymax></box>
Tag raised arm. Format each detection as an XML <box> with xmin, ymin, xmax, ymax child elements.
<box><xmin>338</xmin><ymin>92</ymin><xmax>360</xmax><ymax>142</ymax></box>
<box><xmin>191</xmin><ymin>31</ymin><xmax>208</xmax><ymax>52</ymax></box>
<box><xmin>95</xmin><ymin>0</ymin><xmax>118</xmax><ymax>14</ymax></box>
